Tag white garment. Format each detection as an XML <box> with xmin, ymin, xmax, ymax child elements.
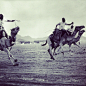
<box><xmin>0</xmin><ymin>19</ymin><xmax>3</xmax><ymax>26</ymax></box>
<box><xmin>67</xmin><ymin>28</ymin><xmax>73</xmax><ymax>33</ymax></box>
<box><xmin>67</xmin><ymin>26</ymin><xmax>74</xmax><ymax>35</ymax></box>
<box><xmin>0</xmin><ymin>19</ymin><xmax>5</xmax><ymax>31</ymax></box>
<box><xmin>58</xmin><ymin>22</ymin><xmax>65</xmax><ymax>30</ymax></box>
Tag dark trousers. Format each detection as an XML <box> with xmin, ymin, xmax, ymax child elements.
<box><xmin>61</xmin><ymin>29</ymin><xmax>66</xmax><ymax>36</ymax></box>
<box><xmin>67</xmin><ymin>31</ymin><xmax>72</xmax><ymax>35</ymax></box>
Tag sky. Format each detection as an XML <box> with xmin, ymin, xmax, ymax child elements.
<box><xmin>0</xmin><ymin>0</ymin><xmax>86</xmax><ymax>38</ymax></box>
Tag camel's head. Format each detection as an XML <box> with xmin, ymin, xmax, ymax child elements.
<box><xmin>11</xmin><ymin>26</ymin><xmax>20</xmax><ymax>36</ymax></box>
<box><xmin>78</xmin><ymin>30</ymin><xmax>85</xmax><ymax>36</ymax></box>
<box><xmin>75</xmin><ymin>25</ymin><xmax>85</xmax><ymax>32</ymax></box>
<box><xmin>9</xmin><ymin>26</ymin><xmax>20</xmax><ymax>42</ymax></box>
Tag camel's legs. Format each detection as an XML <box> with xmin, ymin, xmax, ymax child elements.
<box><xmin>57</xmin><ymin>46</ymin><xmax>61</xmax><ymax>52</ymax></box>
<box><xmin>53</xmin><ymin>47</ymin><xmax>57</xmax><ymax>55</ymax></box>
<box><xmin>69</xmin><ymin>44</ymin><xmax>71</xmax><ymax>52</ymax></box>
<box><xmin>47</xmin><ymin>37</ymin><xmax>55</xmax><ymax>60</ymax></box>
<box><xmin>3</xmin><ymin>48</ymin><xmax>17</xmax><ymax>65</ymax></box>
<box><xmin>58</xmin><ymin>43</ymin><xmax>64</xmax><ymax>55</ymax></box>
<box><xmin>53</xmin><ymin>46</ymin><xmax>61</xmax><ymax>55</ymax></box>
<box><xmin>73</xmin><ymin>43</ymin><xmax>85</xmax><ymax>51</ymax></box>
<box><xmin>60</xmin><ymin>45</ymin><xmax>64</xmax><ymax>55</ymax></box>
<box><xmin>9</xmin><ymin>47</ymin><xmax>12</xmax><ymax>51</ymax></box>
<box><xmin>48</xmin><ymin>48</ymin><xmax>55</xmax><ymax>60</ymax></box>
<box><xmin>74</xmin><ymin>43</ymin><xmax>81</xmax><ymax>48</ymax></box>
<box><xmin>69</xmin><ymin>44</ymin><xmax>74</xmax><ymax>55</ymax></box>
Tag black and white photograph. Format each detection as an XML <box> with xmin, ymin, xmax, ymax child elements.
<box><xmin>0</xmin><ymin>0</ymin><xmax>86</xmax><ymax>86</ymax></box>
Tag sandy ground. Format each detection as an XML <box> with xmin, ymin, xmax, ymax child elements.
<box><xmin>0</xmin><ymin>43</ymin><xmax>86</xmax><ymax>86</ymax></box>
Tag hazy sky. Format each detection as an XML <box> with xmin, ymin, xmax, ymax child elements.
<box><xmin>0</xmin><ymin>0</ymin><xmax>86</xmax><ymax>38</ymax></box>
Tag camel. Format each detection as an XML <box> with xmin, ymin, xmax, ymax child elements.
<box><xmin>0</xmin><ymin>26</ymin><xmax>20</xmax><ymax>66</ymax></box>
<box><xmin>53</xmin><ymin>29</ymin><xmax>85</xmax><ymax>55</ymax></box>
<box><xmin>41</xmin><ymin>25</ymin><xmax>85</xmax><ymax>60</ymax></box>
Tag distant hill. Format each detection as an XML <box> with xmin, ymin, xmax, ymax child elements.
<box><xmin>16</xmin><ymin>35</ymin><xmax>25</xmax><ymax>41</ymax></box>
<box><xmin>22</xmin><ymin>36</ymin><xmax>33</xmax><ymax>41</ymax></box>
<box><xmin>33</xmin><ymin>37</ymin><xmax>47</xmax><ymax>41</ymax></box>
<box><xmin>16</xmin><ymin>34</ymin><xmax>86</xmax><ymax>43</ymax></box>
<box><xmin>16</xmin><ymin>34</ymin><xmax>47</xmax><ymax>42</ymax></box>
<box><xmin>16</xmin><ymin>35</ymin><xmax>33</xmax><ymax>42</ymax></box>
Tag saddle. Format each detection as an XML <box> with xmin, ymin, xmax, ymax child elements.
<box><xmin>0</xmin><ymin>30</ymin><xmax>8</xmax><ymax>39</ymax></box>
<box><xmin>50</xmin><ymin>29</ymin><xmax>70</xmax><ymax>43</ymax></box>
<box><xmin>49</xmin><ymin>29</ymin><xmax>62</xmax><ymax>43</ymax></box>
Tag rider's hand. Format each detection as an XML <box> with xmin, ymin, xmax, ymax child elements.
<box><xmin>71</xmin><ymin>22</ymin><xmax>74</xmax><ymax>24</ymax></box>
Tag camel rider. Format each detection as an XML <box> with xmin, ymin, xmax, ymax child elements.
<box><xmin>0</xmin><ymin>14</ymin><xmax>9</xmax><ymax>48</ymax></box>
<box><xmin>0</xmin><ymin>14</ymin><xmax>16</xmax><ymax>37</ymax></box>
<box><xmin>0</xmin><ymin>14</ymin><xmax>8</xmax><ymax>39</ymax></box>
<box><xmin>67</xmin><ymin>25</ymin><xmax>74</xmax><ymax>36</ymax></box>
<box><xmin>0</xmin><ymin>14</ymin><xmax>17</xmax><ymax>48</ymax></box>
<box><xmin>55</xmin><ymin>18</ymin><xmax>74</xmax><ymax>36</ymax></box>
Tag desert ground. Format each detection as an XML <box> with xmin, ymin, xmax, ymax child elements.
<box><xmin>0</xmin><ymin>43</ymin><xmax>86</xmax><ymax>86</ymax></box>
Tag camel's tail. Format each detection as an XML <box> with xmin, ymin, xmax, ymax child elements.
<box><xmin>41</xmin><ymin>40</ymin><xmax>47</xmax><ymax>46</ymax></box>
